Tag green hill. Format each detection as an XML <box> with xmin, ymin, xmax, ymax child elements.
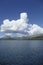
<box><xmin>0</xmin><ymin>35</ymin><xmax>43</xmax><ymax>40</ymax></box>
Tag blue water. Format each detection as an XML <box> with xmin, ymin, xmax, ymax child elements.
<box><xmin>0</xmin><ymin>40</ymin><xmax>43</xmax><ymax>65</ymax></box>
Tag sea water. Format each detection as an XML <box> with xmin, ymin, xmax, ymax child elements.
<box><xmin>0</xmin><ymin>40</ymin><xmax>43</xmax><ymax>65</ymax></box>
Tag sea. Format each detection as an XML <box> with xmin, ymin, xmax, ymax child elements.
<box><xmin>0</xmin><ymin>40</ymin><xmax>43</xmax><ymax>65</ymax></box>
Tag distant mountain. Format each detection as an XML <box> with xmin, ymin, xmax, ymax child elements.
<box><xmin>30</xmin><ymin>34</ymin><xmax>43</xmax><ymax>40</ymax></box>
<box><xmin>0</xmin><ymin>34</ymin><xmax>43</xmax><ymax>40</ymax></box>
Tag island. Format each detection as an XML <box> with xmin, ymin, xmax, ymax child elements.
<box><xmin>0</xmin><ymin>34</ymin><xmax>43</xmax><ymax>40</ymax></box>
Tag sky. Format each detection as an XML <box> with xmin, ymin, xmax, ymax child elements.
<box><xmin>0</xmin><ymin>0</ymin><xmax>43</xmax><ymax>37</ymax></box>
<box><xmin>0</xmin><ymin>0</ymin><xmax>43</xmax><ymax>26</ymax></box>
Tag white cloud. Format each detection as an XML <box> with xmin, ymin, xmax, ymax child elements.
<box><xmin>0</xmin><ymin>12</ymin><xmax>43</xmax><ymax>37</ymax></box>
<box><xmin>29</xmin><ymin>24</ymin><xmax>43</xmax><ymax>36</ymax></box>
<box><xmin>1</xmin><ymin>13</ymin><xmax>28</xmax><ymax>32</ymax></box>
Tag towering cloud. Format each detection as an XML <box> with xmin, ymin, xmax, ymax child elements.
<box><xmin>0</xmin><ymin>12</ymin><xmax>43</xmax><ymax>37</ymax></box>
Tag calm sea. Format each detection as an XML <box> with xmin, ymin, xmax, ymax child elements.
<box><xmin>0</xmin><ymin>40</ymin><xmax>43</xmax><ymax>65</ymax></box>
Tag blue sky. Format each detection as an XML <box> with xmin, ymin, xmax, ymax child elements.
<box><xmin>0</xmin><ymin>0</ymin><xmax>43</xmax><ymax>27</ymax></box>
<box><xmin>0</xmin><ymin>0</ymin><xmax>43</xmax><ymax>37</ymax></box>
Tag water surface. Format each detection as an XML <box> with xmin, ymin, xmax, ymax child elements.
<box><xmin>0</xmin><ymin>40</ymin><xmax>43</xmax><ymax>65</ymax></box>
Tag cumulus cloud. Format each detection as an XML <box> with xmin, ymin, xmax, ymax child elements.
<box><xmin>0</xmin><ymin>12</ymin><xmax>43</xmax><ymax>37</ymax></box>
<box><xmin>1</xmin><ymin>13</ymin><xmax>28</xmax><ymax>32</ymax></box>
<box><xmin>29</xmin><ymin>24</ymin><xmax>43</xmax><ymax>36</ymax></box>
